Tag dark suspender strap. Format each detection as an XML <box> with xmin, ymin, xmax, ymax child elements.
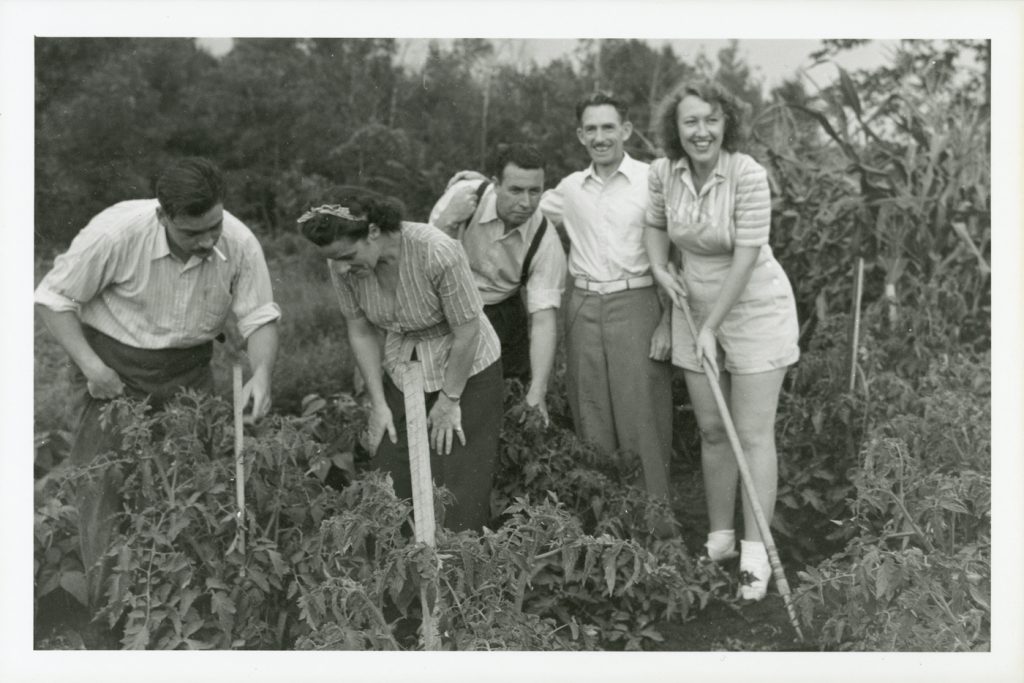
<box><xmin>460</xmin><ymin>180</ymin><xmax>492</xmax><ymax>233</ymax></box>
<box><xmin>520</xmin><ymin>216</ymin><xmax>548</xmax><ymax>288</ymax></box>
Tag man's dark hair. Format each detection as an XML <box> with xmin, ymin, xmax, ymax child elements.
<box><xmin>656</xmin><ymin>80</ymin><xmax>748</xmax><ymax>161</ymax></box>
<box><xmin>298</xmin><ymin>186</ymin><xmax>405</xmax><ymax>247</ymax></box>
<box><xmin>488</xmin><ymin>143</ymin><xmax>545</xmax><ymax>183</ymax></box>
<box><xmin>155</xmin><ymin>157</ymin><xmax>226</xmax><ymax>219</ymax></box>
<box><xmin>575</xmin><ymin>91</ymin><xmax>630</xmax><ymax>124</ymax></box>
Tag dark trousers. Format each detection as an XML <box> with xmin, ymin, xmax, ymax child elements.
<box><xmin>564</xmin><ymin>287</ymin><xmax>673</xmax><ymax>499</ymax></box>
<box><xmin>483</xmin><ymin>294</ymin><xmax>530</xmax><ymax>382</ymax></box>
<box><xmin>373</xmin><ymin>361</ymin><xmax>503</xmax><ymax>533</ymax></box>
<box><xmin>69</xmin><ymin>327</ymin><xmax>213</xmax><ymax>610</ymax></box>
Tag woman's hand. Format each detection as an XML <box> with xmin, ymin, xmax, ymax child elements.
<box><xmin>427</xmin><ymin>394</ymin><xmax>465</xmax><ymax>455</ymax></box>
<box><xmin>696</xmin><ymin>325</ymin><xmax>720</xmax><ymax>379</ymax></box>
<box><xmin>652</xmin><ymin>262</ymin><xmax>688</xmax><ymax>311</ymax></box>
<box><xmin>366</xmin><ymin>402</ymin><xmax>398</xmax><ymax>454</ymax></box>
<box><xmin>445</xmin><ymin>170</ymin><xmax>488</xmax><ymax>191</ymax></box>
<box><xmin>436</xmin><ymin>184</ymin><xmax>479</xmax><ymax>234</ymax></box>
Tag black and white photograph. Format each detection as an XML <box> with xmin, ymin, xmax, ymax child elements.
<box><xmin>2</xmin><ymin>1</ymin><xmax>1021</xmax><ymax>682</ymax></box>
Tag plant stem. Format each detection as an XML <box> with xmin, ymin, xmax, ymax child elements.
<box><xmin>354</xmin><ymin>591</ymin><xmax>401</xmax><ymax>649</ymax></box>
<box><xmin>885</xmin><ymin>490</ymin><xmax>935</xmax><ymax>553</ymax></box>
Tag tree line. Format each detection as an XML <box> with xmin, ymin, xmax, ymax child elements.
<box><xmin>34</xmin><ymin>37</ymin><xmax>771</xmax><ymax>250</ymax></box>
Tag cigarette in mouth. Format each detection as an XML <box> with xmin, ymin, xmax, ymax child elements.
<box><xmin>212</xmin><ymin>246</ymin><xmax>227</xmax><ymax>261</ymax></box>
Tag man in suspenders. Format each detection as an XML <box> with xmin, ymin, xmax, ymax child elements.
<box><xmin>430</xmin><ymin>143</ymin><xmax>567</xmax><ymax>425</ymax></box>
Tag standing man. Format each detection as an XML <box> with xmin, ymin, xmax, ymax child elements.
<box><xmin>430</xmin><ymin>143</ymin><xmax>567</xmax><ymax>425</ymax></box>
<box><xmin>34</xmin><ymin>157</ymin><xmax>281</xmax><ymax>621</ymax></box>
<box><xmin>539</xmin><ymin>93</ymin><xmax>674</xmax><ymax>508</ymax></box>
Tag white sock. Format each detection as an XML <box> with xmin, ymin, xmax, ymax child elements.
<box><xmin>739</xmin><ymin>540</ymin><xmax>771</xmax><ymax>600</ymax></box>
<box><xmin>705</xmin><ymin>529</ymin><xmax>737</xmax><ymax>561</ymax></box>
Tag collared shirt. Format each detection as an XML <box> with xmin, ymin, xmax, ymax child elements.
<box><xmin>429</xmin><ymin>180</ymin><xmax>566</xmax><ymax>314</ymax></box>
<box><xmin>329</xmin><ymin>221</ymin><xmax>501</xmax><ymax>393</ymax></box>
<box><xmin>34</xmin><ymin>198</ymin><xmax>281</xmax><ymax>349</ymax></box>
<box><xmin>646</xmin><ymin>151</ymin><xmax>771</xmax><ymax>255</ymax></box>
<box><xmin>539</xmin><ymin>153</ymin><xmax>651</xmax><ymax>281</ymax></box>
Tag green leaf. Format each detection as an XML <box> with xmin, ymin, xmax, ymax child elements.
<box><xmin>37</xmin><ymin>569</ymin><xmax>61</xmax><ymax>597</ymax></box>
<box><xmin>836</xmin><ymin>66</ymin><xmax>862</xmax><ymax>118</ymax></box>
<box><xmin>206</xmin><ymin>577</ymin><xmax>229</xmax><ymax>591</ymax></box>
<box><xmin>968</xmin><ymin>584</ymin><xmax>990</xmax><ymax>611</ymax></box>
<box><xmin>183</xmin><ymin>638</ymin><xmax>215</xmax><ymax>650</ymax></box>
<box><xmin>211</xmin><ymin>590</ymin><xmax>236</xmax><ymax>622</ymax></box>
<box><xmin>59</xmin><ymin>570</ymin><xmax>88</xmax><ymax>606</ymax></box>
<box><xmin>179</xmin><ymin>586</ymin><xmax>200</xmax><ymax>616</ymax></box>
<box><xmin>125</xmin><ymin>624</ymin><xmax>150</xmax><ymax>650</ymax></box>
<box><xmin>247</xmin><ymin>568</ymin><xmax>271</xmax><ymax>593</ymax></box>
<box><xmin>603</xmin><ymin>544</ymin><xmax>623</xmax><ymax>596</ymax></box>
<box><xmin>789</xmin><ymin>104</ymin><xmax>858</xmax><ymax>161</ymax></box>
<box><xmin>874</xmin><ymin>565</ymin><xmax>890</xmax><ymax>601</ymax></box>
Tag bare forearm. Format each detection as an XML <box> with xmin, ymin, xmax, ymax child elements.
<box><xmin>528</xmin><ymin>309</ymin><xmax>557</xmax><ymax>397</ymax></box>
<box><xmin>441</xmin><ymin>318</ymin><xmax>480</xmax><ymax>398</ymax></box>
<box><xmin>645</xmin><ymin>227</ymin><xmax>672</xmax><ymax>274</ymax></box>
<box><xmin>347</xmin><ymin>320</ymin><xmax>388</xmax><ymax>408</ymax></box>
<box><xmin>655</xmin><ymin>286</ymin><xmax>672</xmax><ymax>325</ymax></box>
<box><xmin>245</xmin><ymin>321</ymin><xmax>279</xmax><ymax>379</ymax></box>
<box><xmin>704</xmin><ymin>246</ymin><xmax>760</xmax><ymax>331</ymax></box>
<box><xmin>36</xmin><ymin>305</ymin><xmax>106</xmax><ymax>375</ymax></box>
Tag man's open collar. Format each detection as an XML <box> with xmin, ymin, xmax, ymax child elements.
<box><xmin>149</xmin><ymin>206</ymin><xmax>218</xmax><ymax>266</ymax></box>
<box><xmin>151</xmin><ymin>208</ymin><xmax>173</xmax><ymax>261</ymax></box>
<box><xmin>581</xmin><ymin>152</ymin><xmax>643</xmax><ymax>185</ymax></box>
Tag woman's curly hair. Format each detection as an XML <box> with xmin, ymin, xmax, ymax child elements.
<box><xmin>656</xmin><ymin>80</ymin><xmax>750</xmax><ymax>161</ymax></box>
<box><xmin>298</xmin><ymin>186</ymin><xmax>405</xmax><ymax>247</ymax></box>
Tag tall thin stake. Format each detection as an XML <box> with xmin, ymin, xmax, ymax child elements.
<box><xmin>399</xmin><ymin>360</ymin><xmax>440</xmax><ymax>650</ymax></box>
<box><xmin>232</xmin><ymin>364</ymin><xmax>247</xmax><ymax>574</ymax></box>
<box><xmin>675</xmin><ymin>288</ymin><xmax>805</xmax><ymax>643</ymax></box>
<box><xmin>848</xmin><ymin>257</ymin><xmax>865</xmax><ymax>393</ymax></box>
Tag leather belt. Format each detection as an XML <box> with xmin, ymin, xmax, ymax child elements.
<box><xmin>573</xmin><ymin>275</ymin><xmax>654</xmax><ymax>295</ymax></box>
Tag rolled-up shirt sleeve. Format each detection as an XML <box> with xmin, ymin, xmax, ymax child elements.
<box><xmin>34</xmin><ymin>229</ymin><xmax>117</xmax><ymax>313</ymax></box>
<box><xmin>431</xmin><ymin>239</ymin><xmax>482</xmax><ymax>327</ymax></box>
<box><xmin>428</xmin><ymin>179</ymin><xmax>479</xmax><ymax>235</ymax></box>
<box><xmin>231</xmin><ymin>235</ymin><xmax>282</xmax><ymax>338</ymax></box>
<box><xmin>326</xmin><ymin>260</ymin><xmax>366</xmax><ymax>321</ymax></box>
<box><xmin>645</xmin><ymin>159</ymin><xmax>669</xmax><ymax>231</ymax></box>
<box><xmin>539</xmin><ymin>185</ymin><xmax>565</xmax><ymax>226</ymax></box>
<box><xmin>524</xmin><ymin>228</ymin><xmax>567</xmax><ymax>314</ymax></box>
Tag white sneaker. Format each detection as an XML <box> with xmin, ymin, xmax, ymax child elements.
<box><xmin>738</xmin><ymin>540</ymin><xmax>771</xmax><ymax>601</ymax></box>
<box><xmin>703</xmin><ymin>529</ymin><xmax>739</xmax><ymax>562</ymax></box>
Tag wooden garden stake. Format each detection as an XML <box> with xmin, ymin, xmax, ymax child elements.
<box><xmin>232</xmin><ymin>364</ymin><xmax>247</xmax><ymax>574</ymax></box>
<box><xmin>848</xmin><ymin>257</ymin><xmax>865</xmax><ymax>393</ymax></box>
<box><xmin>399</xmin><ymin>360</ymin><xmax>441</xmax><ymax>651</ymax></box>
<box><xmin>674</xmin><ymin>283</ymin><xmax>806</xmax><ymax>643</ymax></box>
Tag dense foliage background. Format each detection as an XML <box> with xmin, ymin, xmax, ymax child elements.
<box><xmin>34</xmin><ymin>37</ymin><xmax>991</xmax><ymax>652</ymax></box>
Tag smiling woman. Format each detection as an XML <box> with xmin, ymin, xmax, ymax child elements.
<box><xmin>297</xmin><ymin>187</ymin><xmax>504</xmax><ymax>532</ymax></box>
<box><xmin>645</xmin><ymin>80</ymin><xmax>801</xmax><ymax>603</ymax></box>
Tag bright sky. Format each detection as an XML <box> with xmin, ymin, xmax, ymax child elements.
<box><xmin>197</xmin><ymin>37</ymin><xmax>897</xmax><ymax>92</ymax></box>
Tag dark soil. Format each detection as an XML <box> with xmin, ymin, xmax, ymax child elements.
<box><xmin>652</xmin><ymin>429</ymin><xmax>820</xmax><ymax>652</ymax></box>
<box><xmin>653</xmin><ymin>594</ymin><xmax>810</xmax><ymax>651</ymax></box>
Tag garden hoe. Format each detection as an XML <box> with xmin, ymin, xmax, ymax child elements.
<box><xmin>232</xmin><ymin>364</ymin><xmax>247</xmax><ymax>578</ymax></box>
<box><xmin>670</xmin><ymin>265</ymin><xmax>806</xmax><ymax>643</ymax></box>
<box><xmin>399</xmin><ymin>359</ymin><xmax>441</xmax><ymax>650</ymax></box>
